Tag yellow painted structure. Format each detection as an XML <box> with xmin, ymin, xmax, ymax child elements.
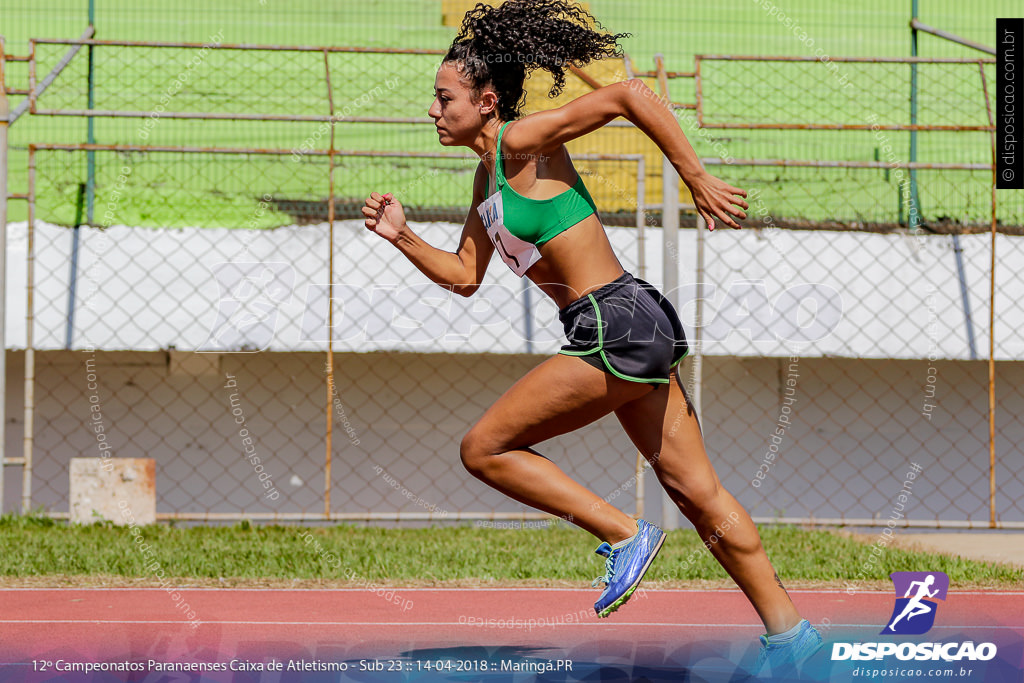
<box><xmin>523</xmin><ymin>64</ymin><xmax>692</xmax><ymax>213</ymax></box>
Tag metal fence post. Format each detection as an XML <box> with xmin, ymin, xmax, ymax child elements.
<box><xmin>324</xmin><ymin>50</ymin><xmax>336</xmax><ymax>519</ymax></box>
<box><xmin>979</xmin><ymin>60</ymin><xmax>998</xmax><ymax>528</ymax></box>
<box><xmin>693</xmin><ymin>214</ymin><xmax>705</xmax><ymax>425</ymax></box>
<box><xmin>655</xmin><ymin>53</ymin><xmax>682</xmax><ymax>530</ymax></box>
<box><xmin>635</xmin><ymin>156</ymin><xmax>646</xmax><ymax>520</ymax></box>
<box><xmin>86</xmin><ymin>0</ymin><xmax>96</xmax><ymax>223</ymax></box>
<box><xmin>23</xmin><ymin>147</ymin><xmax>35</xmax><ymax>513</ymax></box>
<box><xmin>661</xmin><ymin>155</ymin><xmax>681</xmax><ymax>532</ymax></box>
<box><xmin>0</xmin><ymin>36</ymin><xmax>8</xmax><ymax>514</ymax></box>
<box><xmin>908</xmin><ymin>0</ymin><xmax>922</xmax><ymax>232</ymax></box>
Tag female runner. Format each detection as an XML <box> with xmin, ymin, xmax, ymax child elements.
<box><xmin>363</xmin><ymin>0</ymin><xmax>821</xmax><ymax>671</ymax></box>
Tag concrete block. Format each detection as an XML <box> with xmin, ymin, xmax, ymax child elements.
<box><xmin>69</xmin><ymin>458</ymin><xmax>156</xmax><ymax>525</ymax></box>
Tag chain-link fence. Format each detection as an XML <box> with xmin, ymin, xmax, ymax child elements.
<box><xmin>14</xmin><ymin>144</ymin><xmax>650</xmax><ymax>522</ymax></box>
<box><xmin>2</xmin><ymin>17</ymin><xmax>1021</xmax><ymax>526</ymax></box>
<box><xmin>682</xmin><ymin>51</ymin><xmax>1022</xmax><ymax>528</ymax></box>
<box><xmin>688</xmin><ymin>161</ymin><xmax>1022</xmax><ymax>526</ymax></box>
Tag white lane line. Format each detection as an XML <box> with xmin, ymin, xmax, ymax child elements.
<box><xmin>0</xmin><ymin>620</ymin><xmax>1020</xmax><ymax>629</ymax></box>
<box><xmin>1</xmin><ymin>588</ymin><xmax>1021</xmax><ymax>595</ymax></box>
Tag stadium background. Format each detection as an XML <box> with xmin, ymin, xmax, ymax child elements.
<box><xmin>0</xmin><ymin>0</ymin><xmax>1021</xmax><ymax>530</ymax></box>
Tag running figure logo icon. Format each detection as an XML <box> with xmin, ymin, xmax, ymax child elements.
<box><xmin>881</xmin><ymin>571</ymin><xmax>949</xmax><ymax>635</ymax></box>
<box><xmin>199</xmin><ymin>262</ymin><xmax>295</xmax><ymax>353</ymax></box>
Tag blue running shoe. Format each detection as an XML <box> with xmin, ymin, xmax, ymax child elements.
<box><xmin>592</xmin><ymin>519</ymin><xmax>665</xmax><ymax>618</ymax></box>
<box><xmin>752</xmin><ymin>619</ymin><xmax>823</xmax><ymax>679</ymax></box>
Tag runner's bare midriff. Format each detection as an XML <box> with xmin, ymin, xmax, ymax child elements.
<box><xmin>526</xmin><ymin>213</ymin><xmax>625</xmax><ymax>309</ymax></box>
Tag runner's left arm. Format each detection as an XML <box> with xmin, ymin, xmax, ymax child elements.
<box><xmin>500</xmin><ymin>79</ymin><xmax>748</xmax><ymax>231</ymax></box>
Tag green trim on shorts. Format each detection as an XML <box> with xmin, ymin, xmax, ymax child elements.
<box><xmin>558</xmin><ymin>348</ymin><xmax>601</xmax><ymax>356</ymax></box>
<box><xmin>589</xmin><ymin>294</ymin><xmax>671</xmax><ymax>385</ymax></box>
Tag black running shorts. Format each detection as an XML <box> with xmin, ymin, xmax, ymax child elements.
<box><xmin>557</xmin><ymin>271</ymin><xmax>689</xmax><ymax>385</ymax></box>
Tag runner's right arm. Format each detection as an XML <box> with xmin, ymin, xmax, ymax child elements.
<box><xmin>363</xmin><ymin>163</ymin><xmax>493</xmax><ymax>297</ymax></box>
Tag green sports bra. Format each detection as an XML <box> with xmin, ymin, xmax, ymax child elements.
<box><xmin>490</xmin><ymin>120</ymin><xmax>598</xmax><ymax>247</ymax></box>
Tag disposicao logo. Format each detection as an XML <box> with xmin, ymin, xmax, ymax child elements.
<box><xmin>831</xmin><ymin>570</ymin><xmax>998</xmax><ymax>663</ymax></box>
<box><xmin>881</xmin><ymin>571</ymin><xmax>948</xmax><ymax>635</ymax></box>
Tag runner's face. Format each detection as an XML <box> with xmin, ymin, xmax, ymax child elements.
<box><xmin>429</xmin><ymin>62</ymin><xmax>489</xmax><ymax>146</ymax></box>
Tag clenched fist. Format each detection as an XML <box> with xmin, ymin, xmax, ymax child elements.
<box><xmin>362</xmin><ymin>192</ymin><xmax>408</xmax><ymax>242</ymax></box>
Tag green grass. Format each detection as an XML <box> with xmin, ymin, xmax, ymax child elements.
<box><xmin>0</xmin><ymin>514</ymin><xmax>1019</xmax><ymax>587</ymax></box>
<box><xmin>2</xmin><ymin>1</ymin><xmax>1020</xmax><ymax>228</ymax></box>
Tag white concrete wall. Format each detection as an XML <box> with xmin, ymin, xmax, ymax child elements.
<box><xmin>8</xmin><ymin>221</ymin><xmax>1023</xmax><ymax>360</ymax></box>
<box><xmin>5</xmin><ymin>350</ymin><xmax>1022</xmax><ymax>525</ymax></box>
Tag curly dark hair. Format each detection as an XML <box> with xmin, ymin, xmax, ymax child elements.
<box><xmin>444</xmin><ymin>0</ymin><xmax>629</xmax><ymax>121</ymax></box>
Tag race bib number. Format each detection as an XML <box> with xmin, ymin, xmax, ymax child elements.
<box><xmin>478</xmin><ymin>190</ymin><xmax>542</xmax><ymax>278</ymax></box>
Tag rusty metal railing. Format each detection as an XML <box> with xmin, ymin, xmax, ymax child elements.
<box><xmin>695</xmin><ymin>55</ymin><xmax>996</xmax><ymax>131</ymax></box>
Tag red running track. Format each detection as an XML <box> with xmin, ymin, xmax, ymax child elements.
<box><xmin>1</xmin><ymin>588</ymin><xmax>1022</xmax><ymax>681</ymax></box>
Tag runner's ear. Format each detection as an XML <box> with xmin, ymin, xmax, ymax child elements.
<box><xmin>477</xmin><ymin>90</ymin><xmax>498</xmax><ymax>116</ymax></box>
